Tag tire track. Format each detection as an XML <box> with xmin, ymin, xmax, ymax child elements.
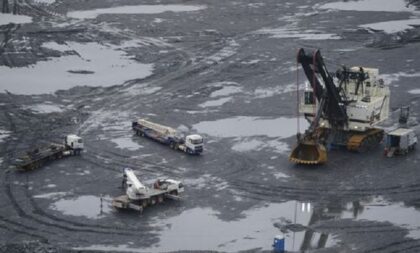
<box><xmin>83</xmin><ymin>141</ymin><xmax>187</xmax><ymax>176</ymax></box>
<box><xmin>230</xmin><ymin>179</ymin><xmax>420</xmax><ymax>201</ymax></box>
<box><xmin>4</xmin><ymin>164</ymin><xmax>154</xmax><ymax>237</ymax></box>
<box><xmin>0</xmin><ymin>224</ymin><xmax>47</xmax><ymax>241</ymax></box>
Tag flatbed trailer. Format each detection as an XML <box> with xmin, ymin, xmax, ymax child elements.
<box><xmin>132</xmin><ymin>119</ymin><xmax>203</xmax><ymax>155</ymax></box>
<box><xmin>112</xmin><ymin>190</ymin><xmax>181</xmax><ymax>213</ymax></box>
<box><xmin>15</xmin><ymin>135</ymin><xmax>83</xmax><ymax>171</ymax></box>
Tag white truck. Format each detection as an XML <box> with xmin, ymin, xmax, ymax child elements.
<box><xmin>384</xmin><ymin>106</ymin><xmax>418</xmax><ymax>157</ymax></box>
<box><xmin>112</xmin><ymin>168</ymin><xmax>184</xmax><ymax>213</ymax></box>
<box><xmin>15</xmin><ymin>134</ymin><xmax>83</xmax><ymax>171</ymax></box>
<box><xmin>384</xmin><ymin>128</ymin><xmax>417</xmax><ymax>157</ymax></box>
<box><xmin>132</xmin><ymin>119</ymin><xmax>204</xmax><ymax>155</ymax></box>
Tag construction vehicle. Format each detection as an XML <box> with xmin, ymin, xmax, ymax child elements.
<box><xmin>15</xmin><ymin>134</ymin><xmax>83</xmax><ymax>171</ymax></box>
<box><xmin>132</xmin><ymin>119</ymin><xmax>204</xmax><ymax>155</ymax></box>
<box><xmin>384</xmin><ymin>106</ymin><xmax>417</xmax><ymax>157</ymax></box>
<box><xmin>289</xmin><ymin>48</ymin><xmax>390</xmax><ymax>164</ymax></box>
<box><xmin>112</xmin><ymin>168</ymin><xmax>184</xmax><ymax>213</ymax></box>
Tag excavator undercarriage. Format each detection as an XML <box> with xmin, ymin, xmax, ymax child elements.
<box><xmin>289</xmin><ymin>128</ymin><xmax>384</xmax><ymax>165</ymax></box>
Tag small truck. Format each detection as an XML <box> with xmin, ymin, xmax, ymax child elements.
<box><xmin>112</xmin><ymin>168</ymin><xmax>184</xmax><ymax>213</ymax></box>
<box><xmin>384</xmin><ymin>106</ymin><xmax>418</xmax><ymax>157</ymax></box>
<box><xmin>15</xmin><ymin>134</ymin><xmax>83</xmax><ymax>171</ymax></box>
<box><xmin>384</xmin><ymin>128</ymin><xmax>417</xmax><ymax>157</ymax></box>
<box><xmin>132</xmin><ymin>119</ymin><xmax>204</xmax><ymax>155</ymax></box>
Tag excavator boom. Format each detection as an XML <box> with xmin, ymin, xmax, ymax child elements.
<box><xmin>290</xmin><ymin>48</ymin><xmax>339</xmax><ymax>165</ymax></box>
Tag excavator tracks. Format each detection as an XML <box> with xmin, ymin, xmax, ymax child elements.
<box><xmin>346</xmin><ymin>128</ymin><xmax>384</xmax><ymax>152</ymax></box>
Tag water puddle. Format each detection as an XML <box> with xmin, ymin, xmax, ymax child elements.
<box><xmin>74</xmin><ymin>201</ymin><xmax>338</xmax><ymax>252</ymax></box>
<box><xmin>51</xmin><ymin>195</ymin><xmax>112</xmax><ymax>219</ymax></box>
<box><xmin>199</xmin><ymin>97</ymin><xmax>232</xmax><ymax>108</ymax></box>
<box><xmin>0</xmin><ymin>42</ymin><xmax>154</xmax><ymax>94</ymax></box>
<box><xmin>0</xmin><ymin>129</ymin><xmax>11</xmax><ymax>143</ymax></box>
<box><xmin>0</xmin><ymin>13</ymin><xmax>32</xmax><ymax>26</ymax></box>
<box><xmin>35</xmin><ymin>0</ymin><xmax>56</xmax><ymax>4</ymax></box>
<box><xmin>192</xmin><ymin>116</ymin><xmax>308</xmax><ymax>139</ymax></box>
<box><xmin>184</xmin><ymin>174</ymin><xmax>230</xmax><ymax>192</ymax></box>
<box><xmin>318</xmin><ymin>0</ymin><xmax>417</xmax><ymax>12</ymax></box>
<box><xmin>408</xmin><ymin>89</ymin><xmax>420</xmax><ymax>94</ymax></box>
<box><xmin>273</xmin><ymin>172</ymin><xmax>290</xmax><ymax>179</ymax></box>
<box><xmin>110</xmin><ymin>137</ymin><xmax>143</xmax><ymax>151</ymax></box>
<box><xmin>255</xmin><ymin>28</ymin><xmax>341</xmax><ymax>40</ymax></box>
<box><xmin>342</xmin><ymin>197</ymin><xmax>420</xmax><ymax>239</ymax></box>
<box><xmin>231</xmin><ymin>139</ymin><xmax>264</xmax><ymax>152</ymax></box>
<box><xmin>210</xmin><ymin>84</ymin><xmax>242</xmax><ymax>98</ymax></box>
<box><xmin>360</xmin><ymin>19</ymin><xmax>420</xmax><ymax>34</ymax></box>
<box><xmin>124</xmin><ymin>84</ymin><xmax>162</xmax><ymax>96</ymax></box>
<box><xmin>206</xmin><ymin>39</ymin><xmax>239</xmax><ymax>64</ymax></box>
<box><xmin>41</xmin><ymin>41</ymin><xmax>71</xmax><ymax>52</ymax></box>
<box><xmin>231</xmin><ymin>138</ymin><xmax>289</xmax><ymax>154</ymax></box>
<box><xmin>24</xmin><ymin>103</ymin><xmax>64</xmax><ymax>113</ymax></box>
<box><xmin>380</xmin><ymin>72</ymin><xmax>420</xmax><ymax>84</ymax></box>
<box><xmin>34</xmin><ymin>192</ymin><xmax>68</xmax><ymax>200</ymax></box>
<box><xmin>67</xmin><ymin>4</ymin><xmax>206</xmax><ymax>19</ymax></box>
<box><xmin>254</xmin><ymin>83</ymin><xmax>296</xmax><ymax>98</ymax></box>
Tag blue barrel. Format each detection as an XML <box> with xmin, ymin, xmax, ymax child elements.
<box><xmin>273</xmin><ymin>234</ymin><xmax>285</xmax><ymax>253</ymax></box>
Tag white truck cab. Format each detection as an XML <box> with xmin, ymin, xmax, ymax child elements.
<box><xmin>65</xmin><ymin>135</ymin><xmax>84</xmax><ymax>151</ymax></box>
<box><xmin>185</xmin><ymin>134</ymin><xmax>204</xmax><ymax>153</ymax></box>
<box><xmin>160</xmin><ymin>179</ymin><xmax>184</xmax><ymax>193</ymax></box>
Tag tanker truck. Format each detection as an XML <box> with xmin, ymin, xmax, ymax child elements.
<box><xmin>132</xmin><ymin>119</ymin><xmax>204</xmax><ymax>155</ymax></box>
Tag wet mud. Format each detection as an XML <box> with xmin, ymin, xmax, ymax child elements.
<box><xmin>1</xmin><ymin>0</ymin><xmax>420</xmax><ymax>252</ymax></box>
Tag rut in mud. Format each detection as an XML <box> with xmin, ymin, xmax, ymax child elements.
<box><xmin>1</xmin><ymin>0</ymin><xmax>420</xmax><ymax>252</ymax></box>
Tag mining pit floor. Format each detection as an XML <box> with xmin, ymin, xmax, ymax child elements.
<box><xmin>1</xmin><ymin>0</ymin><xmax>420</xmax><ymax>252</ymax></box>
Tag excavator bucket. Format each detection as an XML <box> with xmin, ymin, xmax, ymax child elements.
<box><xmin>289</xmin><ymin>140</ymin><xmax>327</xmax><ymax>165</ymax></box>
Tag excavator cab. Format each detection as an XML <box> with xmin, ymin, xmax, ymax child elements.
<box><xmin>289</xmin><ymin>138</ymin><xmax>327</xmax><ymax>165</ymax></box>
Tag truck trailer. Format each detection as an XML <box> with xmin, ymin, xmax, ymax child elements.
<box><xmin>15</xmin><ymin>134</ymin><xmax>83</xmax><ymax>171</ymax></box>
<box><xmin>112</xmin><ymin>168</ymin><xmax>184</xmax><ymax>213</ymax></box>
<box><xmin>132</xmin><ymin>119</ymin><xmax>204</xmax><ymax>155</ymax></box>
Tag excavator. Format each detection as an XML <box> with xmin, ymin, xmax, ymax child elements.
<box><xmin>289</xmin><ymin>48</ymin><xmax>390</xmax><ymax>165</ymax></box>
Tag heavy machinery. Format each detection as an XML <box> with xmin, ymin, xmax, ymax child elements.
<box><xmin>132</xmin><ymin>119</ymin><xmax>204</xmax><ymax>155</ymax></box>
<box><xmin>289</xmin><ymin>48</ymin><xmax>390</xmax><ymax>164</ymax></box>
<box><xmin>15</xmin><ymin>134</ymin><xmax>83</xmax><ymax>171</ymax></box>
<box><xmin>384</xmin><ymin>106</ymin><xmax>417</xmax><ymax>157</ymax></box>
<box><xmin>112</xmin><ymin>168</ymin><xmax>184</xmax><ymax>213</ymax></box>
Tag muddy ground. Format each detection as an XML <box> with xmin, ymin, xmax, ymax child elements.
<box><xmin>1</xmin><ymin>0</ymin><xmax>420</xmax><ymax>252</ymax></box>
